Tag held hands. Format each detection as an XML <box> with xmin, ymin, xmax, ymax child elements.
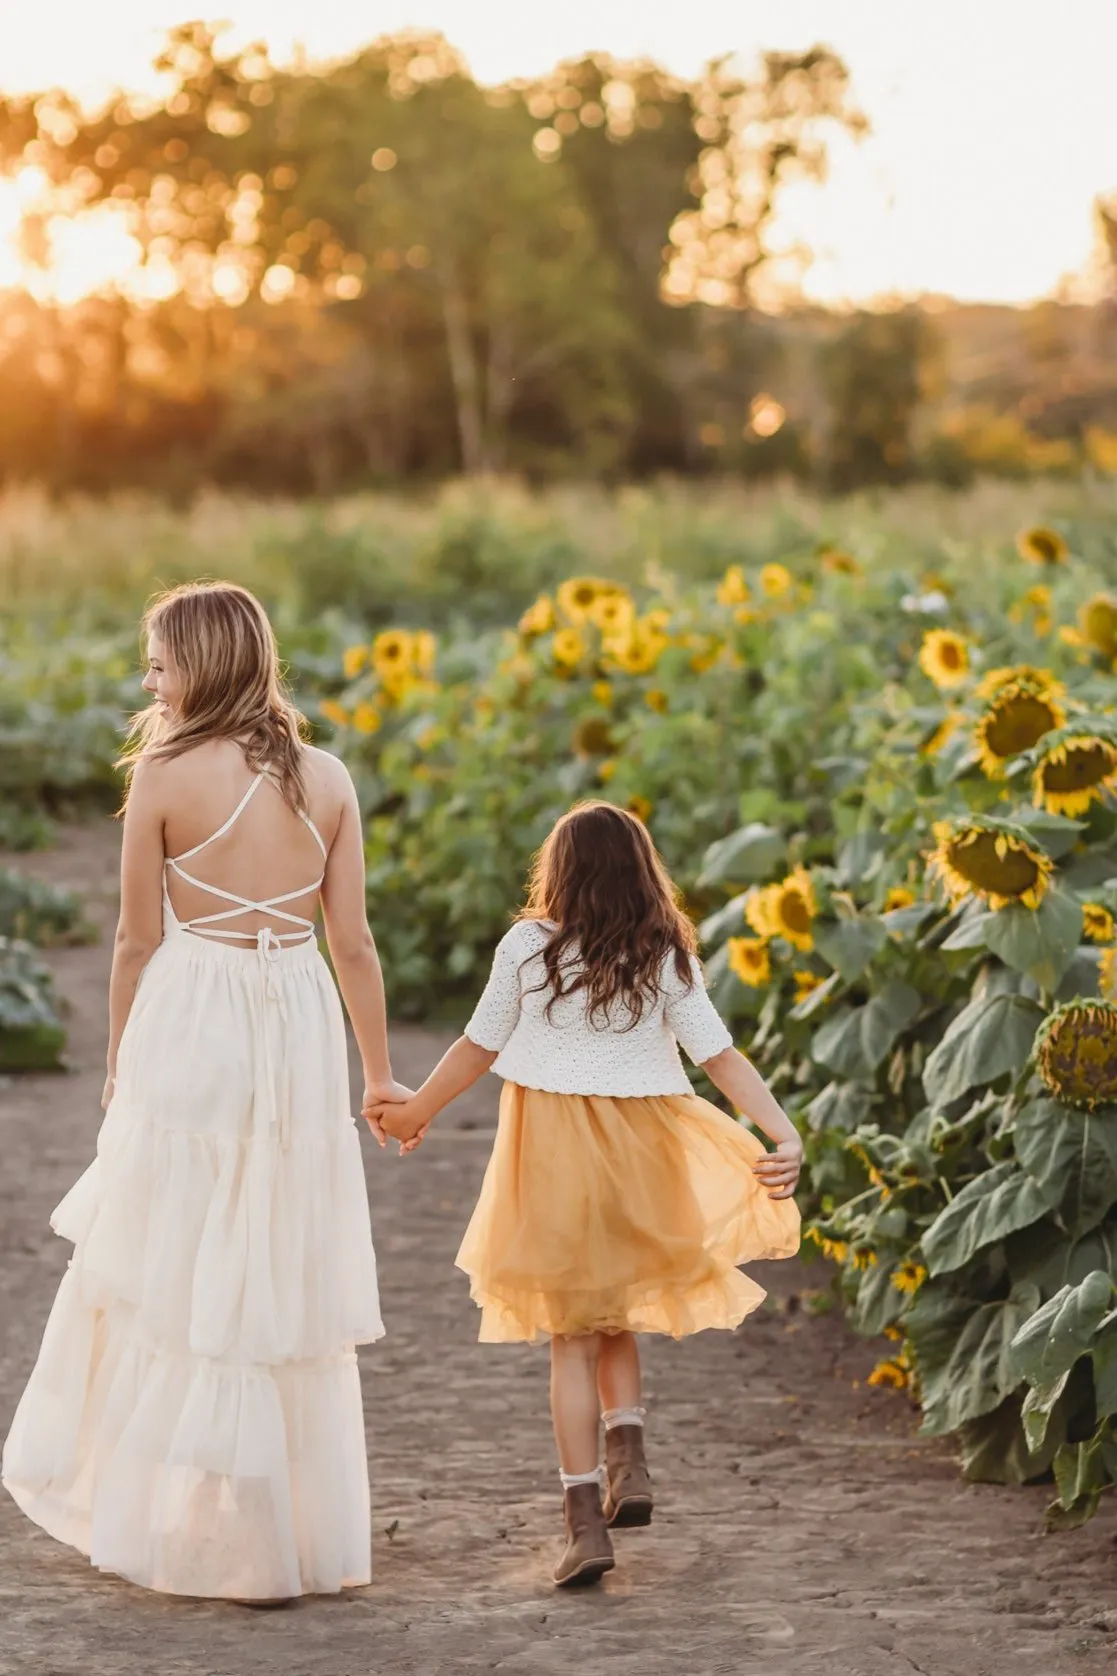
<box><xmin>751</xmin><ymin>1137</ymin><xmax>803</xmax><ymax>1200</ymax></box>
<box><xmin>365</xmin><ymin>1096</ymin><xmax>430</xmax><ymax>1154</ymax></box>
<box><xmin>360</xmin><ymin>1077</ymin><xmax>414</xmax><ymax>1147</ymax></box>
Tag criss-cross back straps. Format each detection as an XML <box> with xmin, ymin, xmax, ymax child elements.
<box><xmin>165</xmin><ymin>770</ymin><xmax>328</xmax><ymax>943</ymax></box>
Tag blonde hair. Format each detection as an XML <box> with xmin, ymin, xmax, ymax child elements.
<box><xmin>118</xmin><ymin>581</ymin><xmax>309</xmax><ymax>812</ymax></box>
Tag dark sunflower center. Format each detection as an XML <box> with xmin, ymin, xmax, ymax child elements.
<box><xmin>779</xmin><ymin>890</ymin><xmax>812</xmax><ymax>934</ymax></box>
<box><xmin>949</xmin><ymin>832</ymin><xmax>1038</xmax><ymax>896</ymax></box>
<box><xmin>574</xmin><ymin>586</ymin><xmax>595</xmax><ymax>605</ymax></box>
<box><xmin>1031</xmin><ymin>533</ymin><xmax>1059</xmax><ymax>561</ymax></box>
<box><xmin>573</xmin><ymin>717</ymin><xmax>615</xmax><ymax>756</ymax></box>
<box><xmin>984</xmin><ymin>694</ymin><xmax>1058</xmax><ymax>758</ymax></box>
<box><xmin>1040</xmin><ymin>1010</ymin><xmax>1117</xmax><ymax>1108</ymax></box>
<box><xmin>1041</xmin><ymin>743</ymin><xmax>1116</xmax><ymax>793</ymax></box>
<box><xmin>941</xmin><ymin>643</ymin><xmax>962</xmax><ymax>669</ymax></box>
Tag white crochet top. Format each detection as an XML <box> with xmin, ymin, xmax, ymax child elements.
<box><xmin>464</xmin><ymin>920</ymin><xmax>733</xmax><ymax>1097</ymax></box>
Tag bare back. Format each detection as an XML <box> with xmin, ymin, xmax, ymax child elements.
<box><xmin>161</xmin><ymin>740</ymin><xmax>347</xmax><ymax>947</ymax></box>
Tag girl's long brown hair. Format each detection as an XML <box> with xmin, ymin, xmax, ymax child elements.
<box><xmin>118</xmin><ymin>581</ymin><xmax>309</xmax><ymax>812</ymax></box>
<box><xmin>519</xmin><ymin>801</ymin><xmax>697</xmax><ymax>1026</ymax></box>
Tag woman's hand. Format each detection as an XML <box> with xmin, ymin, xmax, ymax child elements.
<box><xmin>369</xmin><ymin>1097</ymin><xmax>430</xmax><ymax>1149</ymax></box>
<box><xmin>752</xmin><ymin>1137</ymin><xmax>803</xmax><ymax>1200</ymax></box>
<box><xmin>360</xmin><ymin>1077</ymin><xmax>414</xmax><ymax>1146</ymax></box>
<box><xmin>101</xmin><ymin>1072</ymin><xmax>116</xmax><ymax>1112</ymax></box>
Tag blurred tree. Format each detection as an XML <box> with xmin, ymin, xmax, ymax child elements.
<box><xmin>816</xmin><ymin>307</ymin><xmax>941</xmax><ymax>491</ymax></box>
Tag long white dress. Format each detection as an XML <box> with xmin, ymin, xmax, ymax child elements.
<box><xmin>2</xmin><ymin>773</ymin><xmax>383</xmax><ymax>1599</ymax></box>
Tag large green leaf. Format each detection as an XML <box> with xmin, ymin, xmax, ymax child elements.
<box><xmin>697</xmin><ymin>892</ymin><xmax>748</xmax><ymax>946</ymax></box>
<box><xmin>1010</xmin><ymin>1272</ymin><xmax>1115</xmax><ymax>1449</ymax></box>
<box><xmin>982</xmin><ymin>887</ymin><xmax>1082</xmax><ymax>991</ymax></box>
<box><xmin>1014</xmin><ymin>1099</ymin><xmax>1117</xmax><ymax>1238</ymax></box>
<box><xmin>804</xmin><ymin>1079</ymin><xmax>874</xmax><ymax>1133</ymax></box>
<box><xmin>696</xmin><ymin>824</ymin><xmax>785</xmax><ymax>890</ymax></box>
<box><xmin>912</xmin><ymin>1282</ymin><xmax>1040</xmax><ymax>1436</ymax></box>
<box><xmin>811</xmin><ymin>983</ymin><xmax>921</xmax><ymax>1080</ymax></box>
<box><xmin>922</xmin><ymin>989</ymin><xmax>1043</xmax><ymax>1108</ymax></box>
<box><xmin>922</xmin><ymin>1163</ymin><xmax>1060</xmax><ymax>1277</ymax></box>
<box><xmin>812</xmin><ymin>915</ymin><xmax>888</xmax><ymax>982</ymax></box>
<box><xmin>1014</xmin><ymin>808</ymin><xmax>1087</xmax><ymax>861</ymax></box>
<box><xmin>957</xmin><ymin>1391</ymin><xmax>1065</xmax><ymax>1484</ymax></box>
<box><xmin>1049</xmin><ymin>1429</ymin><xmax>1117</xmax><ymax>1525</ymax></box>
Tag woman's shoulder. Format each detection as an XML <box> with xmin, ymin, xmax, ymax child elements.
<box><xmin>496</xmin><ymin>917</ymin><xmax>554</xmax><ymax>955</ymax></box>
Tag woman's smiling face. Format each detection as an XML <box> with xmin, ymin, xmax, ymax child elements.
<box><xmin>141</xmin><ymin>632</ymin><xmax>184</xmax><ymax>719</ymax></box>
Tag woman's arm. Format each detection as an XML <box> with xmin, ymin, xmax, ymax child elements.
<box><xmin>699</xmin><ymin>1046</ymin><xmax>803</xmax><ymax>1199</ymax></box>
<box><xmin>319</xmin><ymin>767</ymin><xmax>412</xmax><ymax>1125</ymax></box>
<box><xmin>370</xmin><ymin>1036</ymin><xmax>497</xmax><ymax>1145</ymax></box>
<box><xmin>105</xmin><ymin>761</ymin><xmax>167</xmax><ymax>1107</ymax></box>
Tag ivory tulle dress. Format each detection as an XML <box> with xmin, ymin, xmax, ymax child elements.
<box><xmin>455</xmin><ymin>921</ymin><xmax>800</xmax><ymax>1344</ymax></box>
<box><xmin>2</xmin><ymin>774</ymin><xmax>382</xmax><ymax>1600</ymax></box>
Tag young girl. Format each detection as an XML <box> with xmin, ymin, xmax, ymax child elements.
<box><xmin>368</xmin><ymin>801</ymin><xmax>801</xmax><ymax>1588</ymax></box>
<box><xmin>2</xmin><ymin>581</ymin><xmax>409</xmax><ymax>1601</ymax></box>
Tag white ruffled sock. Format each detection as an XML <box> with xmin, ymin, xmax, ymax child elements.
<box><xmin>559</xmin><ymin>1466</ymin><xmax>605</xmax><ymax>1490</ymax></box>
<box><xmin>602</xmin><ymin>1405</ymin><xmax>647</xmax><ymax>1431</ymax></box>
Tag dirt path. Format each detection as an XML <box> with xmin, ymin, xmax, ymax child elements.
<box><xmin>0</xmin><ymin>822</ymin><xmax>1114</xmax><ymax>1676</ymax></box>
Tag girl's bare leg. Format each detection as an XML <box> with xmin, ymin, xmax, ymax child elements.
<box><xmin>550</xmin><ymin>1333</ymin><xmax>603</xmax><ymax>1475</ymax></box>
<box><xmin>596</xmin><ymin>1330</ymin><xmax>641</xmax><ymax>1414</ymax></box>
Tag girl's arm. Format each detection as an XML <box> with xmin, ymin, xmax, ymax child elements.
<box><xmin>371</xmin><ymin>1036</ymin><xmax>497</xmax><ymax>1145</ymax></box>
<box><xmin>319</xmin><ymin>767</ymin><xmax>412</xmax><ymax>1130</ymax></box>
<box><xmin>106</xmin><ymin>761</ymin><xmax>167</xmax><ymax>1107</ymax></box>
<box><xmin>700</xmin><ymin>1046</ymin><xmax>803</xmax><ymax>1199</ymax></box>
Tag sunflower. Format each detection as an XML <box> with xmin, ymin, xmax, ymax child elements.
<box><xmin>768</xmin><ymin>866</ymin><xmax>817</xmax><ymax>951</ymax></box>
<box><xmin>588</xmin><ymin>589</ymin><xmax>636</xmax><ymax>636</ymax></box>
<box><xmin>928</xmin><ymin>817</ymin><xmax>1054</xmax><ymax>911</ymax></box>
<box><xmin>319</xmin><ymin>698</ymin><xmax>349</xmax><ymax>729</ymax></box>
<box><xmin>1101</xmin><ymin>949</ymin><xmax>1117</xmax><ymax>999</ymax></box>
<box><xmin>605</xmin><ymin>623</ymin><xmax>665</xmax><ymax>676</ymax></box>
<box><xmin>716</xmin><ymin>565</ymin><xmax>750</xmax><ymax>606</ymax></box>
<box><xmin>921</xmin><ymin>710</ymin><xmax>964</xmax><ymax>756</ymax></box>
<box><xmin>744</xmin><ymin>885</ymin><xmax>779</xmax><ymax>938</ymax></box>
<box><xmin>974</xmin><ymin>664</ymin><xmax>1064</xmax><ymax>704</ymax></box>
<box><xmin>850</xmin><ymin>1248</ymin><xmax>878</xmax><ymax>1272</ymax></box>
<box><xmin>519</xmin><ymin>595</ymin><xmax>555</xmax><ymax>637</ymax></box>
<box><xmin>973</xmin><ymin>681</ymin><xmax>1065</xmax><ymax>779</ymax></box>
<box><xmin>412</xmin><ymin>630</ymin><xmax>437</xmax><ymax>677</ymax></box>
<box><xmin>1031</xmin><ymin>726</ymin><xmax>1117</xmax><ymax>817</ymax></box>
<box><xmin>1034</xmin><ymin>999</ymin><xmax>1117</xmax><ymax>1110</ymax></box>
<box><xmin>687</xmin><ymin>633</ymin><xmax>722</xmax><ymax>673</ymax></box>
<box><xmin>598</xmin><ymin>758</ymin><xmax>617</xmax><ymax>782</ymax></box>
<box><xmin>1016</xmin><ymin>525</ymin><xmax>1069</xmax><ymax>566</ymax></box>
<box><xmin>726</xmin><ymin>936</ymin><xmax>770</xmax><ymax>988</ymax></box>
<box><xmin>760</xmin><ymin>562</ymin><xmax>793</xmax><ymax>598</ymax></box>
<box><xmin>645</xmin><ymin>688</ymin><xmax>669</xmax><ymax>713</ymax></box>
<box><xmin>805</xmin><ymin>1228</ymin><xmax>849</xmax><ymax>1263</ymax></box>
<box><xmin>1070</xmin><ymin>593</ymin><xmax>1117</xmax><ymax>661</ymax></box>
<box><xmin>557</xmin><ymin>577</ymin><xmax>608</xmax><ymax>622</ymax></box>
<box><xmin>625</xmin><ymin>794</ymin><xmax>653</xmax><ymax>824</ymax></box>
<box><xmin>551</xmin><ymin>627</ymin><xmax>586</xmax><ymax>671</ymax></box>
<box><xmin>372</xmin><ymin>629</ymin><xmax>412</xmax><ymax>678</ymax></box>
<box><xmin>1083</xmin><ymin>904</ymin><xmax>1115</xmax><ymax>945</ymax></box>
<box><xmin>342</xmin><ymin>645</ymin><xmax>368</xmax><ymax>680</ymax></box>
<box><xmin>1008</xmin><ymin>585</ymin><xmax>1054</xmax><ymax>636</ymax></box>
<box><xmin>883</xmin><ymin>887</ymin><xmax>916</xmax><ymax>912</ymax></box>
<box><xmin>890</xmin><ymin>1261</ymin><xmax>927</xmax><ymax>1296</ymax></box>
<box><xmin>820</xmin><ymin>548</ymin><xmax>863</xmax><ymax>576</ymax></box>
<box><xmin>867</xmin><ymin>1359</ymin><xmax>909</xmax><ymax>1391</ymax></box>
<box><xmin>572</xmin><ymin>716</ymin><xmax>615</xmax><ymax>757</ymax></box>
<box><xmin>352</xmin><ymin>702</ymin><xmax>381</xmax><ymax>735</ymax></box>
<box><xmin>918</xmin><ymin>629</ymin><xmax>970</xmax><ymax>690</ymax></box>
<box><xmin>793</xmin><ymin>969</ymin><xmax>824</xmax><ymax>1003</ymax></box>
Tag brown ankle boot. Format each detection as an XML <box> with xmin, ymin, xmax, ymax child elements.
<box><xmin>603</xmin><ymin>1424</ymin><xmax>653</xmax><ymax>1527</ymax></box>
<box><xmin>553</xmin><ymin>1482</ymin><xmax>615</xmax><ymax>1587</ymax></box>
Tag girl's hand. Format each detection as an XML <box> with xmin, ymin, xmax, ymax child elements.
<box><xmin>372</xmin><ymin>1098</ymin><xmax>429</xmax><ymax>1148</ymax></box>
<box><xmin>361</xmin><ymin>1078</ymin><xmax>413</xmax><ymax>1146</ymax></box>
<box><xmin>752</xmin><ymin>1137</ymin><xmax>803</xmax><ymax>1200</ymax></box>
<box><xmin>101</xmin><ymin>1072</ymin><xmax>116</xmax><ymax>1112</ymax></box>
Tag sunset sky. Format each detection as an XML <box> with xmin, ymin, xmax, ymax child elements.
<box><xmin>0</xmin><ymin>0</ymin><xmax>1113</xmax><ymax>307</ymax></box>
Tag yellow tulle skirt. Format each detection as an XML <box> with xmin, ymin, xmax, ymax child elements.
<box><xmin>455</xmin><ymin>1083</ymin><xmax>801</xmax><ymax>1343</ymax></box>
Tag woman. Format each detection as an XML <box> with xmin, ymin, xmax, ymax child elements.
<box><xmin>2</xmin><ymin>581</ymin><xmax>407</xmax><ymax>1600</ymax></box>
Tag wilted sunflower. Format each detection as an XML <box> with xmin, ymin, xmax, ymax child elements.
<box><xmin>760</xmin><ymin>562</ymin><xmax>793</xmax><ymax>598</ymax></box>
<box><xmin>973</xmin><ymin>680</ymin><xmax>1065</xmax><ymax>779</ymax></box>
<box><xmin>716</xmin><ymin>564</ymin><xmax>750</xmax><ymax>606</ymax></box>
<box><xmin>1083</xmin><ymin>904</ymin><xmax>1115</xmax><ymax>945</ymax></box>
<box><xmin>1016</xmin><ymin>525</ymin><xmax>1069</xmax><ymax>566</ymax></box>
<box><xmin>1031</xmin><ymin>725</ymin><xmax>1117</xmax><ymax>817</ymax></box>
<box><xmin>928</xmin><ymin>817</ymin><xmax>1053</xmax><ymax>911</ymax></box>
<box><xmin>588</xmin><ymin>589</ymin><xmax>635</xmax><ymax>636</ymax></box>
<box><xmin>1068</xmin><ymin>593</ymin><xmax>1117</xmax><ymax>661</ymax></box>
<box><xmin>519</xmin><ymin>595</ymin><xmax>555</xmax><ymax>637</ymax></box>
<box><xmin>572</xmin><ymin>716</ymin><xmax>615</xmax><ymax>757</ymax></box>
<box><xmin>557</xmin><ymin>577</ymin><xmax>607</xmax><ymax>622</ymax></box>
<box><xmin>805</xmin><ymin>1228</ymin><xmax>849</xmax><ymax>1263</ymax></box>
<box><xmin>890</xmin><ymin>1261</ymin><xmax>927</xmax><ymax>1296</ymax></box>
<box><xmin>768</xmin><ymin>866</ymin><xmax>817</xmax><ymax>951</ymax></box>
<box><xmin>867</xmin><ymin>1358</ymin><xmax>909</xmax><ymax>1391</ymax></box>
<box><xmin>1034</xmin><ymin>998</ymin><xmax>1117</xmax><ymax>1110</ymax></box>
<box><xmin>918</xmin><ymin>629</ymin><xmax>970</xmax><ymax>690</ymax></box>
<box><xmin>726</xmin><ymin>936</ymin><xmax>770</xmax><ymax>988</ymax></box>
<box><xmin>551</xmin><ymin>627</ymin><xmax>586</xmax><ymax>671</ymax></box>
